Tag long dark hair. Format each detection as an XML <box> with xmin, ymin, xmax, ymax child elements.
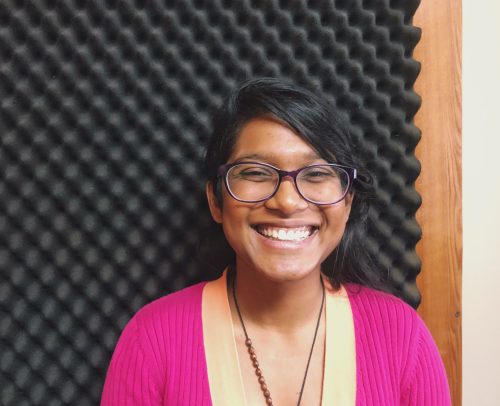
<box><xmin>201</xmin><ymin>77</ymin><xmax>389</xmax><ymax>292</ymax></box>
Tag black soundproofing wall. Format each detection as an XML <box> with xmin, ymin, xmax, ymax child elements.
<box><xmin>0</xmin><ymin>1</ymin><xmax>422</xmax><ymax>404</ymax></box>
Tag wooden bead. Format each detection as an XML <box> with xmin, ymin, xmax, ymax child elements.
<box><xmin>266</xmin><ymin>397</ymin><xmax>273</xmax><ymax>405</ymax></box>
<box><xmin>263</xmin><ymin>389</ymin><xmax>270</xmax><ymax>397</ymax></box>
<box><xmin>258</xmin><ymin>376</ymin><xmax>265</xmax><ymax>385</ymax></box>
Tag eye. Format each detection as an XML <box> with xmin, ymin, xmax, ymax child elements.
<box><xmin>301</xmin><ymin>167</ymin><xmax>337</xmax><ymax>181</ymax></box>
<box><xmin>231</xmin><ymin>165</ymin><xmax>275</xmax><ymax>181</ymax></box>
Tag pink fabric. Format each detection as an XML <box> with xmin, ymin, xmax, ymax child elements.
<box><xmin>100</xmin><ymin>281</ymin><xmax>451</xmax><ymax>405</ymax></box>
<box><xmin>100</xmin><ymin>282</ymin><xmax>211</xmax><ymax>406</ymax></box>
<box><xmin>345</xmin><ymin>284</ymin><xmax>451</xmax><ymax>405</ymax></box>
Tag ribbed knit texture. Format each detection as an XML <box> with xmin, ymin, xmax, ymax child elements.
<box><xmin>100</xmin><ymin>282</ymin><xmax>451</xmax><ymax>405</ymax></box>
<box><xmin>345</xmin><ymin>284</ymin><xmax>451</xmax><ymax>405</ymax></box>
<box><xmin>100</xmin><ymin>282</ymin><xmax>211</xmax><ymax>406</ymax></box>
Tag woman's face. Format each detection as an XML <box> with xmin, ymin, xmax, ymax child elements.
<box><xmin>206</xmin><ymin>117</ymin><xmax>353</xmax><ymax>283</ymax></box>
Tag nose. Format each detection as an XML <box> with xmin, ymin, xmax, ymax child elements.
<box><xmin>264</xmin><ymin>176</ymin><xmax>309</xmax><ymax>214</ymax></box>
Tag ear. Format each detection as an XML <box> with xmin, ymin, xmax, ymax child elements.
<box><xmin>206</xmin><ymin>181</ymin><xmax>222</xmax><ymax>224</ymax></box>
<box><xmin>343</xmin><ymin>191</ymin><xmax>354</xmax><ymax>222</ymax></box>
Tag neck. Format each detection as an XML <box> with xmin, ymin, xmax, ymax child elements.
<box><xmin>228</xmin><ymin>262</ymin><xmax>325</xmax><ymax>334</ymax></box>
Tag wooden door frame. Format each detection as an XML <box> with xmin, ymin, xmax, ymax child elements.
<box><xmin>413</xmin><ymin>1</ymin><xmax>462</xmax><ymax>405</ymax></box>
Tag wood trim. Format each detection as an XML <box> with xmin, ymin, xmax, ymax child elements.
<box><xmin>413</xmin><ymin>1</ymin><xmax>462</xmax><ymax>405</ymax></box>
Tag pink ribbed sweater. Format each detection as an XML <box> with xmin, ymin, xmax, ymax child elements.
<box><xmin>100</xmin><ymin>282</ymin><xmax>451</xmax><ymax>405</ymax></box>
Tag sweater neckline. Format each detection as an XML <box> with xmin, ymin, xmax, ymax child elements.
<box><xmin>201</xmin><ymin>269</ymin><xmax>357</xmax><ymax>405</ymax></box>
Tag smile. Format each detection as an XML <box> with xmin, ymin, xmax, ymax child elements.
<box><xmin>253</xmin><ymin>225</ymin><xmax>318</xmax><ymax>242</ymax></box>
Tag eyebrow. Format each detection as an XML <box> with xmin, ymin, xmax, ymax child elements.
<box><xmin>234</xmin><ymin>152</ymin><xmax>323</xmax><ymax>162</ymax></box>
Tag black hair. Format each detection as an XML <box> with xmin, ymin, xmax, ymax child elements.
<box><xmin>201</xmin><ymin>77</ymin><xmax>390</xmax><ymax>292</ymax></box>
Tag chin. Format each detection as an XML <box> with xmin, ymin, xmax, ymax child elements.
<box><xmin>252</xmin><ymin>258</ymin><xmax>320</xmax><ymax>282</ymax></box>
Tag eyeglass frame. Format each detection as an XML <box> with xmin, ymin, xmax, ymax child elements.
<box><xmin>216</xmin><ymin>161</ymin><xmax>357</xmax><ymax>205</ymax></box>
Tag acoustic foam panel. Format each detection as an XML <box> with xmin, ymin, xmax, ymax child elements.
<box><xmin>0</xmin><ymin>0</ymin><xmax>421</xmax><ymax>404</ymax></box>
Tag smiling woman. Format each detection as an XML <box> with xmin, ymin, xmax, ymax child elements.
<box><xmin>207</xmin><ymin>117</ymin><xmax>353</xmax><ymax>287</ymax></box>
<box><xmin>100</xmin><ymin>78</ymin><xmax>451</xmax><ymax>405</ymax></box>
<box><xmin>204</xmin><ymin>79</ymin><xmax>379</xmax><ymax>293</ymax></box>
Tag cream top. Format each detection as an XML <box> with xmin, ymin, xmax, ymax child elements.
<box><xmin>202</xmin><ymin>270</ymin><xmax>356</xmax><ymax>405</ymax></box>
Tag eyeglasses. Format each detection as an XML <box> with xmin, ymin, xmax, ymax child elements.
<box><xmin>217</xmin><ymin>161</ymin><xmax>357</xmax><ymax>205</ymax></box>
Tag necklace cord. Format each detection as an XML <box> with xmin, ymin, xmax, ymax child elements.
<box><xmin>296</xmin><ymin>277</ymin><xmax>324</xmax><ymax>405</ymax></box>
<box><xmin>231</xmin><ymin>271</ymin><xmax>325</xmax><ymax>406</ymax></box>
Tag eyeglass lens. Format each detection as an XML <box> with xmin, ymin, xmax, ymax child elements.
<box><xmin>226</xmin><ymin>163</ymin><xmax>350</xmax><ymax>204</ymax></box>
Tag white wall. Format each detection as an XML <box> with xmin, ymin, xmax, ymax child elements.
<box><xmin>462</xmin><ymin>0</ymin><xmax>500</xmax><ymax>404</ymax></box>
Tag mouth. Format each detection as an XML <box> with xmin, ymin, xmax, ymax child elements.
<box><xmin>252</xmin><ymin>225</ymin><xmax>319</xmax><ymax>242</ymax></box>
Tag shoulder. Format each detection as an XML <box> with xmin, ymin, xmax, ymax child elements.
<box><xmin>129</xmin><ymin>281</ymin><xmax>207</xmax><ymax>338</ymax></box>
<box><xmin>135</xmin><ymin>281</ymin><xmax>207</xmax><ymax>320</ymax></box>
<box><xmin>113</xmin><ymin>281</ymin><xmax>208</xmax><ymax>354</ymax></box>
<box><xmin>346</xmin><ymin>284</ymin><xmax>450</xmax><ymax>403</ymax></box>
<box><xmin>110</xmin><ymin>282</ymin><xmax>208</xmax><ymax>371</ymax></box>
<box><xmin>345</xmin><ymin>283</ymin><xmax>427</xmax><ymax>356</ymax></box>
<box><xmin>345</xmin><ymin>283</ymin><xmax>423</xmax><ymax>371</ymax></box>
<box><xmin>102</xmin><ymin>282</ymin><xmax>210</xmax><ymax>403</ymax></box>
<box><xmin>345</xmin><ymin>283</ymin><xmax>420</xmax><ymax>328</ymax></box>
<box><xmin>345</xmin><ymin>282</ymin><xmax>413</xmax><ymax>306</ymax></box>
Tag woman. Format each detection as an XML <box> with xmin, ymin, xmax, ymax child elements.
<box><xmin>101</xmin><ymin>78</ymin><xmax>451</xmax><ymax>405</ymax></box>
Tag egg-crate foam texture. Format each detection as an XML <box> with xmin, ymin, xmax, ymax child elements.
<box><xmin>0</xmin><ymin>0</ymin><xmax>422</xmax><ymax>404</ymax></box>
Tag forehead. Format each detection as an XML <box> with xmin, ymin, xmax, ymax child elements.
<box><xmin>228</xmin><ymin>117</ymin><xmax>323</xmax><ymax>164</ymax></box>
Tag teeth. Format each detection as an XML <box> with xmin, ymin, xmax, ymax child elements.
<box><xmin>257</xmin><ymin>226</ymin><xmax>314</xmax><ymax>241</ymax></box>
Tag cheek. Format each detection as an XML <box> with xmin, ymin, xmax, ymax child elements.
<box><xmin>322</xmin><ymin>205</ymin><xmax>351</xmax><ymax>239</ymax></box>
<box><xmin>219</xmin><ymin>201</ymin><xmax>251</xmax><ymax>249</ymax></box>
<box><xmin>221</xmin><ymin>218</ymin><xmax>252</xmax><ymax>261</ymax></box>
<box><xmin>325</xmin><ymin>201</ymin><xmax>351</xmax><ymax>222</ymax></box>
